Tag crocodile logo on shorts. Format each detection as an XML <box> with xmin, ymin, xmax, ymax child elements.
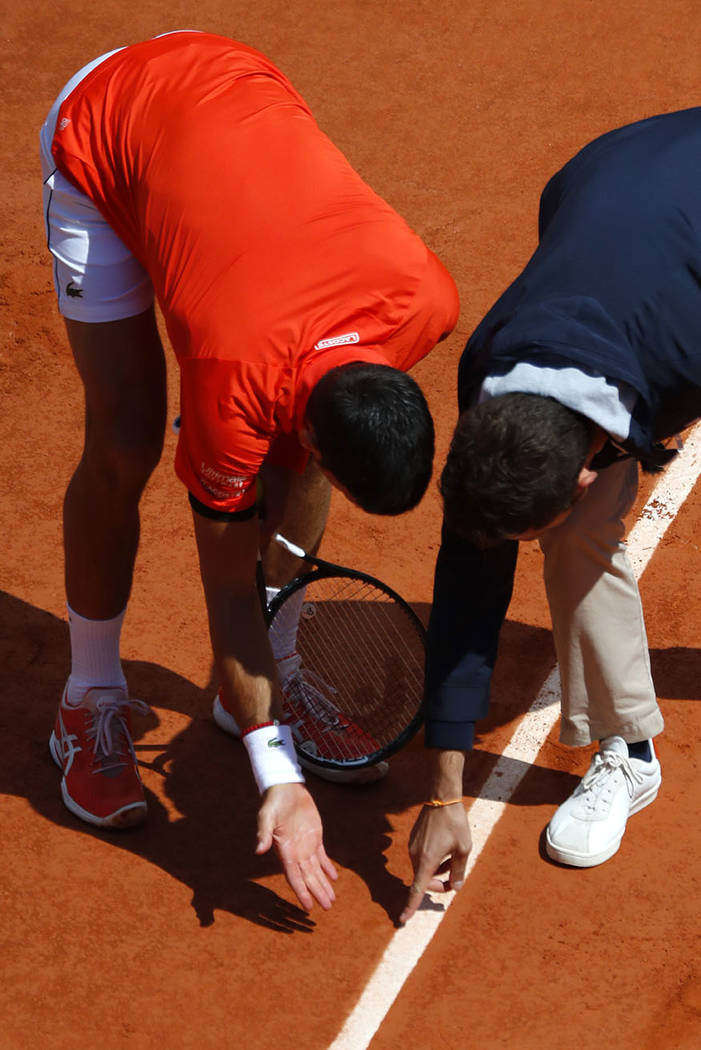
<box><xmin>66</xmin><ymin>281</ymin><xmax>83</xmax><ymax>298</ymax></box>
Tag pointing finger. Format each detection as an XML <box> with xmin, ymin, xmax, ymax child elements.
<box><xmin>398</xmin><ymin>873</ymin><xmax>446</xmax><ymax>925</ymax></box>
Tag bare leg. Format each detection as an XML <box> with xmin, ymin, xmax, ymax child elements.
<box><xmin>51</xmin><ymin>306</ymin><xmax>166</xmax><ymax>828</ymax></box>
<box><xmin>261</xmin><ymin>457</ymin><xmax>332</xmax><ymax>588</ymax></box>
<box><xmin>63</xmin><ymin>307</ymin><xmax>167</xmax><ymax>618</ymax></box>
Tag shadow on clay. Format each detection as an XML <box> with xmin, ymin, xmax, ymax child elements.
<box><xmin>2</xmin><ymin>590</ymin><xmax>696</xmax><ymax>930</ymax></box>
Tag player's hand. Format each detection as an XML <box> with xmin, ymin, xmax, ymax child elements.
<box><xmin>399</xmin><ymin>803</ymin><xmax>472</xmax><ymax>925</ymax></box>
<box><xmin>256</xmin><ymin>782</ymin><xmax>338</xmax><ymax>911</ymax></box>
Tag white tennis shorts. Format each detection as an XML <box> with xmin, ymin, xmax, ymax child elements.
<box><xmin>40</xmin><ymin>47</ymin><xmax>155</xmax><ymax>323</ymax></box>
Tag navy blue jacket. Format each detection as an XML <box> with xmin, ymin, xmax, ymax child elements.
<box><xmin>425</xmin><ymin>107</ymin><xmax>701</xmax><ymax>750</ymax></box>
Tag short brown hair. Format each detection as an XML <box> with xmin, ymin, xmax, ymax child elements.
<box><xmin>440</xmin><ymin>393</ymin><xmax>594</xmax><ymax>546</ymax></box>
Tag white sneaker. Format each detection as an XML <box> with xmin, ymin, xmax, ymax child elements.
<box><xmin>545</xmin><ymin>737</ymin><xmax>661</xmax><ymax>867</ymax></box>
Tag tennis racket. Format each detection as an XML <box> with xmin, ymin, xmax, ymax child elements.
<box><xmin>264</xmin><ymin>533</ymin><xmax>427</xmax><ymax>775</ymax></box>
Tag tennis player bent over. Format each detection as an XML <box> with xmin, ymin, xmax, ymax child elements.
<box><xmin>41</xmin><ymin>31</ymin><xmax>459</xmax><ymax>913</ymax></box>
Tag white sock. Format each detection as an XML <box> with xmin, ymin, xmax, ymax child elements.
<box><xmin>267</xmin><ymin>585</ymin><xmax>306</xmax><ymax>660</ymax></box>
<box><xmin>65</xmin><ymin>604</ymin><xmax>128</xmax><ymax>705</ymax></box>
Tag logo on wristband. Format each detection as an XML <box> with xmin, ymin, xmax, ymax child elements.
<box><xmin>268</xmin><ymin>737</ymin><xmax>285</xmax><ymax>749</ymax></box>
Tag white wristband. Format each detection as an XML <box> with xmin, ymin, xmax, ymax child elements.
<box><xmin>242</xmin><ymin>723</ymin><xmax>305</xmax><ymax>794</ymax></box>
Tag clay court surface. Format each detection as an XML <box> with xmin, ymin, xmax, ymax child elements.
<box><xmin>2</xmin><ymin>2</ymin><xmax>700</xmax><ymax>1047</ymax></box>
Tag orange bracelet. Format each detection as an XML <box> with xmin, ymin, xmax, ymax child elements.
<box><xmin>424</xmin><ymin>797</ymin><xmax>464</xmax><ymax>807</ymax></box>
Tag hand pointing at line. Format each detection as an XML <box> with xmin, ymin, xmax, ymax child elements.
<box><xmin>399</xmin><ymin>751</ymin><xmax>472</xmax><ymax>925</ymax></box>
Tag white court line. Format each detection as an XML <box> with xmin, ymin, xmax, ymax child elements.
<box><xmin>329</xmin><ymin>423</ymin><xmax>701</xmax><ymax>1050</ymax></box>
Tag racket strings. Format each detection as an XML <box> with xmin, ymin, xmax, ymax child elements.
<box><xmin>280</xmin><ymin>663</ymin><xmax>343</xmax><ymax>728</ymax></box>
<box><xmin>310</xmin><ymin>579</ymin><xmax>424</xmax><ymax>705</ymax></box>
<box><xmin>271</xmin><ymin>573</ymin><xmax>425</xmax><ymax>765</ymax></box>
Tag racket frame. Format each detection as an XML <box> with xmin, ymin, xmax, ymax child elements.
<box><xmin>264</xmin><ymin>535</ymin><xmax>427</xmax><ymax>771</ymax></box>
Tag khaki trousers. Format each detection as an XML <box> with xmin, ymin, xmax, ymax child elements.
<box><xmin>539</xmin><ymin>458</ymin><xmax>664</xmax><ymax>746</ymax></box>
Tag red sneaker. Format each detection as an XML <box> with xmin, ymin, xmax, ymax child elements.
<box><xmin>49</xmin><ymin>686</ymin><xmax>149</xmax><ymax>828</ymax></box>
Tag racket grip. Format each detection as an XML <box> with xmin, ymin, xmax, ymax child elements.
<box><xmin>255</xmin><ymin>554</ymin><xmax>268</xmax><ymax>613</ymax></box>
<box><xmin>273</xmin><ymin>533</ymin><xmax>306</xmax><ymax>559</ymax></box>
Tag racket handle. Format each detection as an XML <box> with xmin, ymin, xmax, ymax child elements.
<box><xmin>273</xmin><ymin>533</ymin><xmax>306</xmax><ymax>559</ymax></box>
<box><xmin>255</xmin><ymin>554</ymin><xmax>268</xmax><ymax>613</ymax></box>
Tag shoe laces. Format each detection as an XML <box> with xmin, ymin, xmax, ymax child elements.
<box><xmin>280</xmin><ymin>663</ymin><xmax>344</xmax><ymax>729</ymax></box>
<box><xmin>87</xmin><ymin>694</ymin><xmax>150</xmax><ymax>774</ymax></box>
<box><xmin>581</xmin><ymin>748</ymin><xmax>643</xmax><ymax>802</ymax></box>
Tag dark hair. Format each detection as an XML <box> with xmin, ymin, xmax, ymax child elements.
<box><xmin>305</xmin><ymin>362</ymin><xmax>435</xmax><ymax>514</ymax></box>
<box><xmin>440</xmin><ymin>393</ymin><xmax>594</xmax><ymax>545</ymax></box>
